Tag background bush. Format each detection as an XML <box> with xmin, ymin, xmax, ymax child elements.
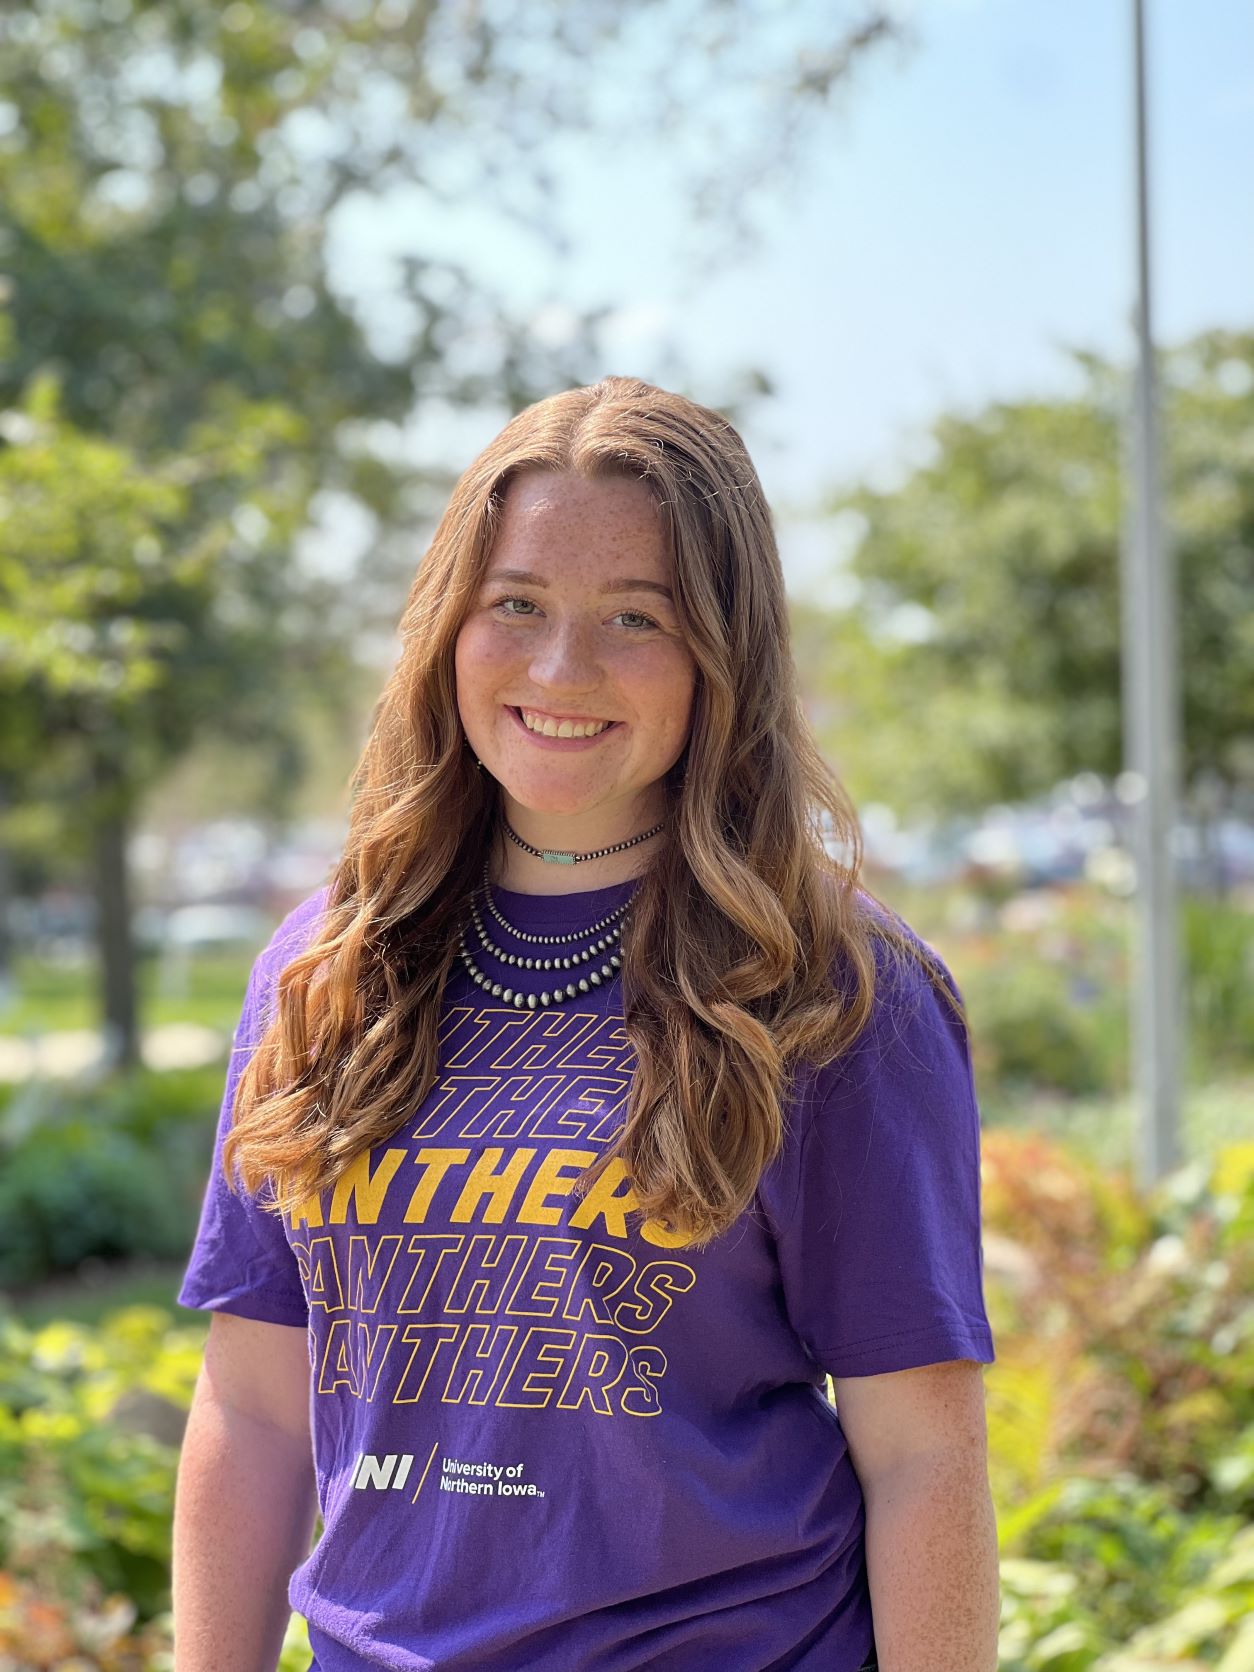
<box><xmin>0</xmin><ymin>1122</ymin><xmax>189</xmax><ymax>1288</ymax></box>
<box><xmin>0</xmin><ymin>1067</ymin><xmax>222</xmax><ymax>1289</ymax></box>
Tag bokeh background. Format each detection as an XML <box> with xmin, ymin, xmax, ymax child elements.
<box><xmin>1</xmin><ymin>1</ymin><xmax>1251</xmax><ymax>1665</ymax></box>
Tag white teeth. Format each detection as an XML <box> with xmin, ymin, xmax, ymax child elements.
<box><xmin>520</xmin><ymin>709</ymin><xmax>611</xmax><ymax>739</ymax></box>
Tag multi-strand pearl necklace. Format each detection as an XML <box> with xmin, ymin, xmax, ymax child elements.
<box><xmin>456</xmin><ymin>869</ymin><xmax>631</xmax><ymax>1009</ymax></box>
<box><xmin>456</xmin><ymin>819</ymin><xmax>660</xmax><ymax>1010</ymax></box>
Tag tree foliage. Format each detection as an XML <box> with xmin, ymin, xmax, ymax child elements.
<box><xmin>0</xmin><ymin>0</ymin><xmax>903</xmax><ymax>828</ymax></box>
<box><xmin>797</xmin><ymin>329</ymin><xmax>1254</xmax><ymax>821</ymax></box>
<box><xmin>0</xmin><ymin>0</ymin><xmax>901</xmax><ymax>1053</ymax></box>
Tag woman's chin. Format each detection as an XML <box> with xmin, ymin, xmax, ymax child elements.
<box><xmin>498</xmin><ymin>786</ymin><xmax>612</xmax><ymax>818</ymax></box>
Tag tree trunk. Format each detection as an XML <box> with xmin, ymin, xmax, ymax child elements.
<box><xmin>90</xmin><ymin>750</ymin><xmax>139</xmax><ymax>1072</ymax></box>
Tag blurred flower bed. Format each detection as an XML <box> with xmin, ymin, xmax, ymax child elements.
<box><xmin>979</xmin><ymin>1132</ymin><xmax>1254</xmax><ymax>1669</ymax></box>
<box><xmin>0</xmin><ymin>1137</ymin><xmax>1250</xmax><ymax>1667</ymax></box>
<box><xmin>0</xmin><ymin>1303</ymin><xmax>314</xmax><ymax>1669</ymax></box>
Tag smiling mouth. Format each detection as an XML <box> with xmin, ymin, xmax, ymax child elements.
<box><xmin>507</xmin><ymin>706</ymin><xmax>622</xmax><ymax>740</ymax></box>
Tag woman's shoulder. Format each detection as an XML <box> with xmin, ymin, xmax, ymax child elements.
<box><xmin>799</xmin><ymin>885</ymin><xmax>967</xmax><ymax>1106</ymax></box>
<box><xmin>253</xmin><ymin>884</ymin><xmax>333</xmax><ymax>987</ymax></box>
<box><xmin>839</xmin><ymin>885</ymin><xmax>960</xmax><ymax>1007</ymax></box>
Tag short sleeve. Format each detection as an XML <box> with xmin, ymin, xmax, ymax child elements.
<box><xmin>176</xmin><ymin>896</ymin><xmax>328</xmax><ymax>1328</ymax></box>
<box><xmin>763</xmin><ymin>930</ymin><xmax>996</xmax><ymax>1379</ymax></box>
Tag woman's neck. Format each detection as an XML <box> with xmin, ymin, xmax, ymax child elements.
<box><xmin>486</xmin><ymin>810</ymin><xmax>664</xmax><ymax>895</ymax></box>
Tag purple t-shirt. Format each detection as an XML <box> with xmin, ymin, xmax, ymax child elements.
<box><xmin>179</xmin><ymin>880</ymin><xmax>995</xmax><ymax>1672</ymax></box>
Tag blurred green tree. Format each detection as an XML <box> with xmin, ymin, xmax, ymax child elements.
<box><xmin>0</xmin><ymin>371</ymin><xmax>352</xmax><ymax>1054</ymax></box>
<box><xmin>0</xmin><ymin>0</ymin><xmax>901</xmax><ymax>1063</ymax></box>
<box><xmin>796</xmin><ymin>328</ymin><xmax>1254</xmax><ymax>853</ymax></box>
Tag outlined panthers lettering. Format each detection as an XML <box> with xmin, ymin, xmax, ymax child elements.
<box><xmin>287</xmin><ymin>1006</ymin><xmax>700</xmax><ymax>1420</ymax></box>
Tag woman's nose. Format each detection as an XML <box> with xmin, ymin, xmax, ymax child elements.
<box><xmin>529</xmin><ymin>621</ymin><xmax>602</xmax><ymax>685</ymax></box>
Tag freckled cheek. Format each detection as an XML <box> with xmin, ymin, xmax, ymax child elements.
<box><xmin>455</xmin><ymin>627</ymin><xmax>518</xmax><ymax>697</ymax></box>
<box><xmin>634</xmin><ymin>667</ymin><xmax>697</xmax><ymax>745</ymax></box>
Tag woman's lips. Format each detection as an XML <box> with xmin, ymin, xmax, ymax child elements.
<box><xmin>504</xmin><ymin>705</ymin><xmax>622</xmax><ymax>750</ymax></box>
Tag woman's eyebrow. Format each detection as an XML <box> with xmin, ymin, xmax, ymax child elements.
<box><xmin>484</xmin><ymin>567</ymin><xmax>674</xmax><ymax>601</ymax></box>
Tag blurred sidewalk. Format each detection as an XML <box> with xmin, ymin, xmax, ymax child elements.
<box><xmin>0</xmin><ymin>1024</ymin><xmax>225</xmax><ymax>1082</ymax></box>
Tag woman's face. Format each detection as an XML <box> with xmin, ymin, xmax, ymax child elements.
<box><xmin>454</xmin><ymin>469</ymin><xmax>698</xmax><ymax>828</ymax></box>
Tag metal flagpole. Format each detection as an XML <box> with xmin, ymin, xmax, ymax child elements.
<box><xmin>1120</xmin><ymin>0</ymin><xmax>1183</xmax><ymax>1188</ymax></box>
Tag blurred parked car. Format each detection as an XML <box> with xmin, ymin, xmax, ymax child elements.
<box><xmin>151</xmin><ymin>903</ymin><xmax>271</xmax><ymax>955</ymax></box>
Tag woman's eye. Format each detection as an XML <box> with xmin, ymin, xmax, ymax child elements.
<box><xmin>492</xmin><ymin>597</ymin><xmax>659</xmax><ymax>631</ymax></box>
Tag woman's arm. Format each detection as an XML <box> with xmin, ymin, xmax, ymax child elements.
<box><xmin>861</xmin><ymin>1450</ymin><xmax>1000</xmax><ymax>1672</ymax></box>
<box><xmin>173</xmin><ymin>1314</ymin><xmax>318</xmax><ymax>1672</ymax></box>
<box><xmin>833</xmin><ymin>1359</ymin><xmax>1001</xmax><ymax>1672</ymax></box>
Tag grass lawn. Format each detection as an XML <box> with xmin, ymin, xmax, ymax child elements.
<box><xmin>1</xmin><ymin>949</ymin><xmax>254</xmax><ymax>1037</ymax></box>
<box><xmin>1</xmin><ymin>1258</ymin><xmax>200</xmax><ymax>1332</ymax></box>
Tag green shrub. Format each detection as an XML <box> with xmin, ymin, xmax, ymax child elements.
<box><xmin>964</xmin><ymin>956</ymin><xmax>1119</xmax><ymax>1097</ymax></box>
<box><xmin>981</xmin><ymin>1134</ymin><xmax>1254</xmax><ymax>1663</ymax></box>
<box><xmin>0</xmin><ymin>1303</ymin><xmax>320</xmax><ymax>1660</ymax></box>
<box><xmin>0</xmin><ymin>1120</ymin><xmax>189</xmax><ymax>1287</ymax></box>
<box><xmin>0</xmin><ymin>1306</ymin><xmax>202</xmax><ymax>1621</ymax></box>
<box><xmin>982</xmin><ymin>1134</ymin><xmax>1254</xmax><ymax>1519</ymax></box>
<box><xmin>998</xmin><ymin>1518</ymin><xmax>1254</xmax><ymax>1670</ymax></box>
<box><xmin>1182</xmin><ymin>892</ymin><xmax>1254</xmax><ymax>1076</ymax></box>
<box><xmin>1104</xmin><ymin>1522</ymin><xmax>1254</xmax><ymax>1670</ymax></box>
<box><xmin>1024</xmin><ymin>1474</ymin><xmax>1245</xmax><ymax>1644</ymax></box>
<box><xmin>908</xmin><ymin>882</ymin><xmax>1253</xmax><ymax>1105</ymax></box>
<box><xmin>0</xmin><ymin>1062</ymin><xmax>224</xmax><ymax>1156</ymax></box>
<box><xmin>89</xmin><ymin>1063</ymin><xmax>225</xmax><ymax>1148</ymax></box>
<box><xmin>0</xmin><ymin>1063</ymin><xmax>226</xmax><ymax>1286</ymax></box>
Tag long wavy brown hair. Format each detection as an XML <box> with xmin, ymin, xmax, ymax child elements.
<box><xmin>222</xmin><ymin>375</ymin><xmax>966</xmax><ymax>1249</ymax></box>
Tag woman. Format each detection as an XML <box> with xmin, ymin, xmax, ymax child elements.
<box><xmin>173</xmin><ymin>376</ymin><xmax>1000</xmax><ymax>1672</ymax></box>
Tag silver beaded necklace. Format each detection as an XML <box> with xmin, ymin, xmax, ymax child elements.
<box><xmin>455</xmin><ymin>817</ymin><xmax>662</xmax><ymax>1010</ymax></box>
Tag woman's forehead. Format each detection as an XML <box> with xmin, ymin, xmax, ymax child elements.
<box><xmin>492</xmin><ymin>474</ymin><xmax>672</xmax><ymax>576</ymax></box>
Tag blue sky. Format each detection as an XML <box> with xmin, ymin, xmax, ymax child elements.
<box><xmin>324</xmin><ymin>0</ymin><xmax>1253</xmax><ymax>602</ymax></box>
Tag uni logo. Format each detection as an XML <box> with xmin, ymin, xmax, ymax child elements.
<box><xmin>352</xmin><ymin>1452</ymin><xmax>415</xmax><ymax>1491</ymax></box>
